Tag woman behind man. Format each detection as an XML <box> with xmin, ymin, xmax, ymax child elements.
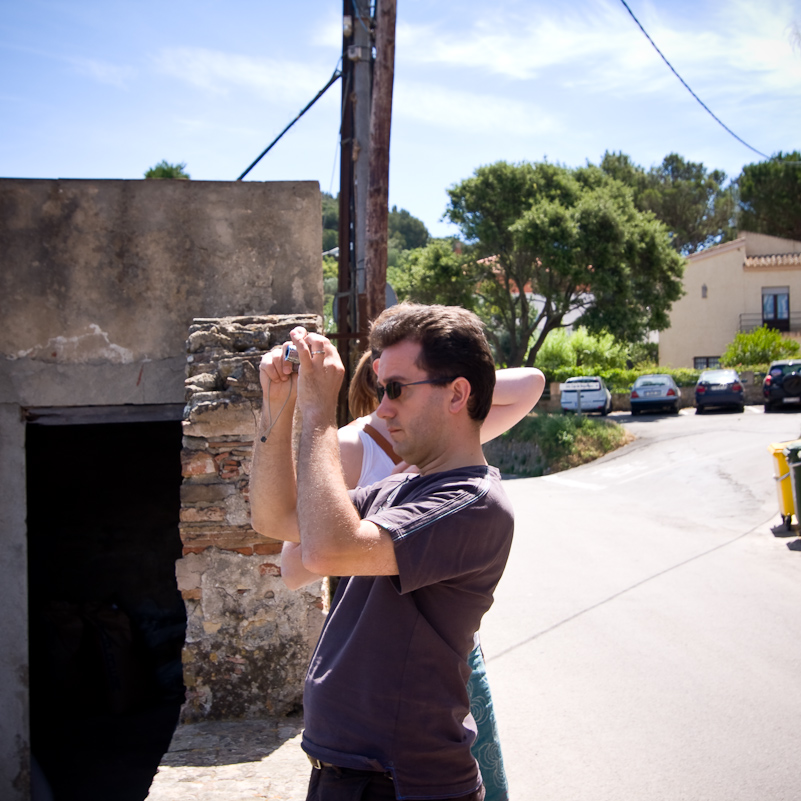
<box><xmin>279</xmin><ymin>348</ymin><xmax>544</xmax><ymax>801</ymax></box>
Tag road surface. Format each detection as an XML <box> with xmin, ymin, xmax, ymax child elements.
<box><xmin>482</xmin><ymin>407</ymin><xmax>801</xmax><ymax>801</ymax></box>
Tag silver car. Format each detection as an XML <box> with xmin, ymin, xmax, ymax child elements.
<box><xmin>630</xmin><ymin>374</ymin><xmax>680</xmax><ymax>415</ymax></box>
<box><xmin>561</xmin><ymin>376</ymin><xmax>612</xmax><ymax>415</ymax></box>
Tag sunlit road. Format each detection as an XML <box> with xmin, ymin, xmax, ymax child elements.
<box><xmin>482</xmin><ymin>407</ymin><xmax>801</xmax><ymax>801</ymax></box>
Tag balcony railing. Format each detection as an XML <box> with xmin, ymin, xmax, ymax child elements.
<box><xmin>739</xmin><ymin>313</ymin><xmax>801</xmax><ymax>333</ymax></box>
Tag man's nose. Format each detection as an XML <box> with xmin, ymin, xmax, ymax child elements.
<box><xmin>375</xmin><ymin>393</ymin><xmax>393</xmax><ymax>419</ymax></box>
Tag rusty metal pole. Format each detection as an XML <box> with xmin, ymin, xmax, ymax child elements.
<box><xmin>365</xmin><ymin>0</ymin><xmax>396</xmax><ymax>324</ymax></box>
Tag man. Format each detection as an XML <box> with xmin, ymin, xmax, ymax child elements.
<box><xmin>250</xmin><ymin>303</ymin><xmax>514</xmax><ymax>801</ymax></box>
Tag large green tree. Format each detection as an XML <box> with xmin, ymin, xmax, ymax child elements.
<box><xmin>388</xmin><ymin>239</ymin><xmax>474</xmax><ymax>309</ymax></box>
<box><xmin>601</xmin><ymin>151</ymin><xmax>736</xmax><ymax>255</ymax></box>
<box><xmin>445</xmin><ymin>160</ymin><xmax>686</xmax><ymax>367</ymax></box>
<box><xmin>738</xmin><ymin>151</ymin><xmax>801</xmax><ymax>241</ymax></box>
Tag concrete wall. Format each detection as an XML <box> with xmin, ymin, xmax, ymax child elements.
<box><xmin>0</xmin><ymin>178</ymin><xmax>322</xmax><ymax>800</ymax></box>
<box><xmin>660</xmin><ymin>232</ymin><xmax>801</xmax><ymax>368</ymax></box>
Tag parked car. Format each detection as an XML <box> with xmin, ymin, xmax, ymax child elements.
<box><xmin>763</xmin><ymin>359</ymin><xmax>801</xmax><ymax>412</ymax></box>
<box><xmin>630</xmin><ymin>374</ymin><xmax>680</xmax><ymax>415</ymax></box>
<box><xmin>695</xmin><ymin>368</ymin><xmax>744</xmax><ymax>413</ymax></box>
<box><xmin>560</xmin><ymin>376</ymin><xmax>612</xmax><ymax>415</ymax></box>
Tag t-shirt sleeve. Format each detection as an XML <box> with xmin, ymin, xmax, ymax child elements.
<box><xmin>363</xmin><ymin>475</ymin><xmax>514</xmax><ymax>594</ymax></box>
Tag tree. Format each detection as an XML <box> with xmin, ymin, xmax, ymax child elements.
<box><xmin>601</xmin><ymin>151</ymin><xmax>736</xmax><ymax>255</ymax></box>
<box><xmin>317</xmin><ymin>196</ymin><xmax>428</xmax><ymax>255</ymax></box>
<box><xmin>144</xmin><ymin>160</ymin><xmax>190</xmax><ymax>179</ymax></box>
<box><xmin>720</xmin><ymin>325</ymin><xmax>800</xmax><ymax>366</ymax></box>
<box><xmin>388</xmin><ymin>239</ymin><xmax>475</xmax><ymax>309</ymax></box>
<box><xmin>322</xmin><ymin>191</ymin><xmax>339</xmax><ymax>252</ymax></box>
<box><xmin>738</xmin><ymin>152</ymin><xmax>801</xmax><ymax>241</ymax></box>
<box><xmin>388</xmin><ymin>206</ymin><xmax>430</xmax><ymax>250</ymax></box>
<box><xmin>445</xmin><ymin>160</ymin><xmax>686</xmax><ymax>367</ymax></box>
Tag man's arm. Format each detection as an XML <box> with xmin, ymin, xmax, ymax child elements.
<box><xmin>280</xmin><ymin>541</ymin><xmax>320</xmax><ymax>590</ymax></box>
<box><xmin>250</xmin><ymin>347</ymin><xmax>302</xmax><ymax>542</ymax></box>
<box><xmin>285</xmin><ymin>328</ymin><xmax>398</xmax><ymax>577</ymax></box>
<box><xmin>480</xmin><ymin>367</ymin><xmax>545</xmax><ymax>444</ymax></box>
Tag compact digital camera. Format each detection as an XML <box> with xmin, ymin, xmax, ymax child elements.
<box><xmin>284</xmin><ymin>345</ymin><xmax>300</xmax><ymax>371</ymax></box>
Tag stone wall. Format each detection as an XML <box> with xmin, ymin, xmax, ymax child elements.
<box><xmin>177</xmin><ymin>315</ymin><xmax>325</xmax><ymax>722</ymax></box>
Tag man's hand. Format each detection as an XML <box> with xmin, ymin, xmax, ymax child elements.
<box><xmin>288</xmin><ymin>327</ymin><xmax>345</xmax><ymax>425</ymax></box>
<box><xmin>259</xmin><ymin>343</ymin><xmax>298</xmax><ymax>406</ymax></box>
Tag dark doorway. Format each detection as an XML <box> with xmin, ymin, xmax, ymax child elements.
<box><xmin>26</xmin><ymin>418</ymin><xmax>186</xmax><ymax>801</ymax></box>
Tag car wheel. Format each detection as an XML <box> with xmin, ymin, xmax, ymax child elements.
<box><xmin>696</xmin><ymin>406</ymin><xmax>705</xmax><ymax>414</ymax></box>
<box><xmin>630</xmin><ymin>408</ymin><xmax>639</xmax><ymax>416</ymax></box>
<box><xmin>737</xmin><ymin>404</ymin><xmax>745</xmax><ymax>413</ymax></box>
<box><xmin>671</xmin><ymin>403</ymin><xmax>680</xmax><ymax>414</ymax></box>
<box><xmin>601</xmin><ymin>403</ymin><xmax>610</xmax><ymax>416</ymax></box>
<box><xmin>764</xmin><ymin>403</ymin><xmax>773</xmax><ymax>413</ymax></box>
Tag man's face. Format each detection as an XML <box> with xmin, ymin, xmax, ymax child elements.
<box><xmin>374</xmin><ymin>340</ymin><xmax>452</xmax><ymax>469</ymax></box>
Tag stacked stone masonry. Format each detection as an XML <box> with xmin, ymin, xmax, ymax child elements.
<box><xmin>177</xmin><ymin>315</ymin><xmax>325</xmax><ymax>724</ymax></box>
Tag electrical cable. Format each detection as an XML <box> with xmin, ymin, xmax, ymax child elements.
<box><xmin>618</xmin><ymin>0</ymin><xmax>770</xmax><ymax>160</ymax></box>
<box><xmin>238</xmin><ymin>62</ymin><xmax>343</xmax><ymax>181</ymax></box>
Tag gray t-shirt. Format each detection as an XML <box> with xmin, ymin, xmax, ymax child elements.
<box><xmin>301</xmin><ymin>465</ymin><xmax>514</xmax><ymax>799</ymax></box>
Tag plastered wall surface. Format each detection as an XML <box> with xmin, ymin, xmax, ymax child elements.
<box><xmin>0</xmin><ymin>178</ymin><xmax>322</xmax><ymax>406</ymax></box>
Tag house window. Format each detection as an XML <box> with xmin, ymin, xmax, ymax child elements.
<box><xmin>694</xmin><ymin>356</ymin><xmax>721</xmax><ymax>369</ymax></box>
<box><xmin>762</xmin><ymin>286</ymin><xmax>790</xmax><ymax>332</ymax></box>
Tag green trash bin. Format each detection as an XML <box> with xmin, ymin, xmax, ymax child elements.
<box><xmin>783</xmin><ymin>440</ymin><xmax>801</xmax><ymax>529</ymax></box>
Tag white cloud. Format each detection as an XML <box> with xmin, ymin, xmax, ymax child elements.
<box><xmin>395</xmin><ymin>0</ymin><xmax>801</xmax><ymax>99</ymax></box>
<box><xmin>69</xmin><ymin>57</ymin><xmax>136</xmax><ymax>88</ymax></box>
<box><xmin>393</xmin><ymin>80</ymin><xmax>560</xmax><ymax>137</ymax></box>
<box><xmin>152</xmin><ymin>47</ymin><xmax>340</xmax><ymax>105</ymax></box>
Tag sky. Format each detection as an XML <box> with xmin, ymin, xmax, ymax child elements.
<box><xmin>2</xmin><ymin>0</ymin><xmax>800</xmax><ymax>238</ymax></box>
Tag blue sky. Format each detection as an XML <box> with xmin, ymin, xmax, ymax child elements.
<box><xmin>2</xmin><ymin>0</ymin><xmax>799</xmax><ymax>237</ymax></box>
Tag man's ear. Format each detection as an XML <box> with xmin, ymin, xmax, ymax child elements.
<box><xmin>447</xmin><ymin>377</ymin><xmax>472</xmax><ymax>415</ymax></box>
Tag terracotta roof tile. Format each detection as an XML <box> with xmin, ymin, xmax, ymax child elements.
<box><xmin>744</xmin><ymin>253</ymin><xmax>801</xmax><ymax>269</ymax></box>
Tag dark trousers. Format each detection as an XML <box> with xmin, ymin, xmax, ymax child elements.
<box><xmin>305</xmin><ymin>765</ymin><xmax>486</xmax><ymax>801</ymax></box>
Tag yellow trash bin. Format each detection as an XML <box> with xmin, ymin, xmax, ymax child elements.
<box><xmin>768</xmin><ymin>440</ymin><xmax>800</xmax><ymax>528</ymax></box>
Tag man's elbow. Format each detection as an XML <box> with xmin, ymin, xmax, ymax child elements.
<box><xmin>250</xmin><ymin>509</ymin><xmax>300</xmax><ymax>542</ymax></box>
<box><xmin>301</xmin><ymin>543</ymin><xmax>340</xmax><ymax>579</ymax></box>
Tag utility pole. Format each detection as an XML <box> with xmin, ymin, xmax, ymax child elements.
<box><xmin>365</xmin><ymin>0</ymin><xmax>396</xmax><ymax>323</ymax></box>
<box><xmin>350</xmin><ymin>0</ymin><xmax>372</xmax><ymax>299</ymax></box>
<box><xmin>336</xmin><ymin>0</ymin><xmax>395</xmax><ymax>423</ymax></box>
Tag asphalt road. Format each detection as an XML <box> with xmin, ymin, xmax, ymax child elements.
<box><xmin>481</xmin><ymin>406</ymin><xmax>801</xmax><ymax>801</ymax></box>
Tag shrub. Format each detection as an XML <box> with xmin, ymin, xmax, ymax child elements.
<box><xmin>721</xmin><ymin>326</ymin><xmax>800</xmax><ymax>366</ymax></box>
<box><xmin>545</xmin><ymin>364</ymin><xmax>700</xmax><ymax>392</ymax></box>
<box><xmin>487</xmin><ymin>412</ymin><xmax>631</xmax><ymax>476</ymax></box>
<box><xmin>535</xmin><ymin>327</ymin><xmax>628</xmax><ymax>373</ymax></box>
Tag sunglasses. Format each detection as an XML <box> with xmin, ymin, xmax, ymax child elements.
<box><xmin>375</xmin><ymin>377</ymin><xmax>454</xmax><ymax>403</ymax></box>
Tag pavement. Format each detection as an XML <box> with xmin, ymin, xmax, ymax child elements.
<box><xmin>146</xmin><ymin>717</ymin><xmax>309</xmax><ymax>801</ymax></box>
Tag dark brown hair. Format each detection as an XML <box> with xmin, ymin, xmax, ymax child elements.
<box><xmin>369</xmin><ymin>303</ymin><xmax>496</xmax><ymax>422</ymax></box>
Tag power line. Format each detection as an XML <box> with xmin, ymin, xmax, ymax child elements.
<box><xmin>237</xmin><ymin>63</ymin><xmax>343</xmax><ymax>181</ymax></box>
<box><xmin>618</xmin><ymin>0</ymin><xmax>770</xmax><ymax>160</ymax></box>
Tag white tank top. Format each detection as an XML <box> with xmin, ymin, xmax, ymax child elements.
<box><xmin>356</xmin><ymin>428</ymin><xmax>397</xmax><ymax>487</ymax></box>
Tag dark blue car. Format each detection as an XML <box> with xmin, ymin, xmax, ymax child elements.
<box><xmin>695</xmin><ymin>369</ymin><xmax>744</xmax><ymax>414</ymax></box>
